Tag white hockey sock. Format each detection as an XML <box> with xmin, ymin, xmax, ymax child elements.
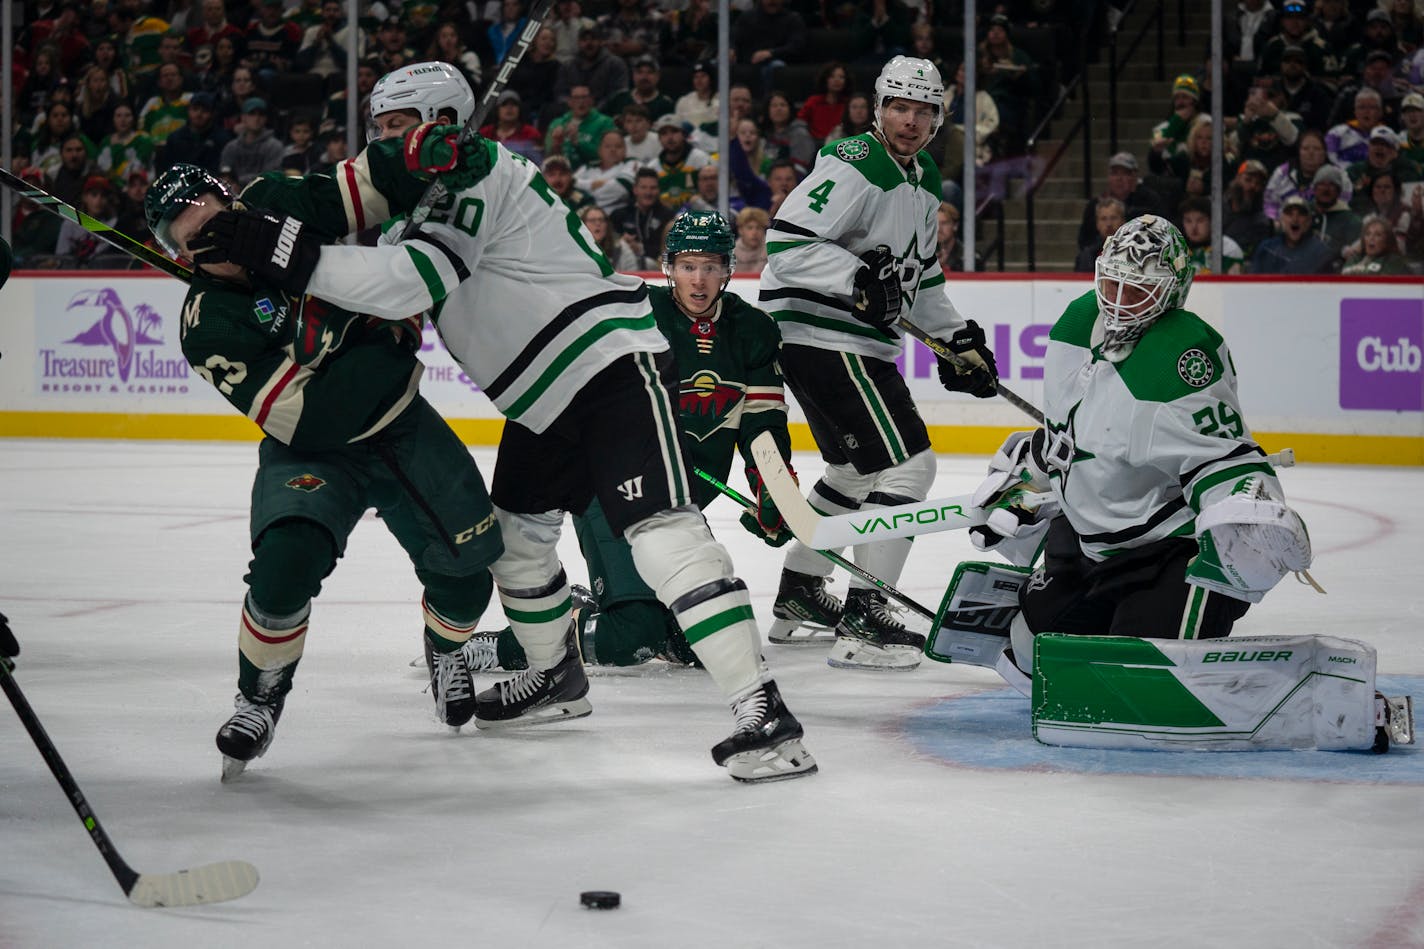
<box><xmin>782</xmin><ymin>474</ymin><xmax>862</xmax><ymax>577</ymax></box>
<box><xmin>674</xmin><ymin>580</ymin><xmax>769</xmax><ymax>700</ymax></box>
<box><xmin>496</xmin><ymin>579</ymin><xmax>572</xmax><ymax>671</ymax></box>
<box><xmin>238</xmin><ymin>595</ymin><xmax>309</xmax><ymax>673</ymax></box>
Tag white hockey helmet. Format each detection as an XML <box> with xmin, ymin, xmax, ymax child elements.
<box><xmin>369</xmin><ymin>62</ymin><xmax>475</xmax><ymax>128</ymax></box>
<box><xmin>1093</xmin><ymin>214</ymin><xmax>1195</xmax><ymax>354</ymax></box>
<box><xmin>873</xmin><ymin>55</ymin><xmax>946</xmax><ymax>137</ymax></box>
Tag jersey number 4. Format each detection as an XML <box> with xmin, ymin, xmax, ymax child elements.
<box><xmin>806</xmin><ymin>180</ymin><xmax>835</xmax><ymax>214</ymax></box>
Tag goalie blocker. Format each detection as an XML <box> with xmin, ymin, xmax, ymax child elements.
<box><xmin>1032</xmin><ymin>634</ymin><xmax>1415</xmax><ymax>753</ymax></box>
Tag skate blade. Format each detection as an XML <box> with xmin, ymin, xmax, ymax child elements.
<box><xmin>473</xmin><ymin>696</ymin><xmax>593</xmax><ymax>730</ymax></box>
<box><xmin>220</xmin><ymin>755</ymin><xmax>249</xmax><ymax>783</ymax></box>
<box><xmin>725</xmin><ymin>739</ymin><xmax>819</xmax><ymax>783</ymax></box>
<box><xmin>409</xmin><ymin>655</ymin><xmax>426</xmax><ymax>668</ymax></box>
<box><xmin>767</xmin><ymin>617</ymin><xmax>836</xmax><ymax>645</ymax></box>
<box><xmin>826</xmin><ymin>638</ymin><xmax>921</xmax><ymax>672</ymax></box>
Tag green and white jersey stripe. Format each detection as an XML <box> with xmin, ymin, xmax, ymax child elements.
<box><xmin>303</xmin><ymin>142</ymin><xmax>664</xmax><ymax>434</ymax></box>
<box><xmin>1042</xmin><ymin>291</ymin><xmax>1282</xmax><ymax>562</ymax></box>
<box><xmin>759</xmin><ymin>132</ymin><xmax>968</xmax><ymax>362</ymax></box>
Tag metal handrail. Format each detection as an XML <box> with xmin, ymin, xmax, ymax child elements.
<box><xmin>1022</xmin><ymin>62</ymin><xmax>1092</xmax><ymax>272</ymax></box>
<box><xmin>1106</xmin><ymin>0</ymin><xmax>1166</xmax><ymax>154</ymax></box>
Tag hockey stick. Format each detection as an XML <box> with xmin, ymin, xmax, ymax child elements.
<box><xmin>0</xmin><ymin>167</ymin><xmax>193</xmax><ymax>282</ymax></box>
<box><xmin>693</xmin><ymin>465</ymin><xmax>935</xmax><ymax>622</ymax></box>
<box><xmin>0</xmin><ymin>614</ymin><xmax>258</xmax><ymax>908</ymax></box>
<box><xmin>897</xmin><ymin>316</ymin><xmax>1045</xmax><ymax>423</ymax></box>
<box><xmin>396</xmin><ymin>0</ymin><xmax>556</xmax><ymax>242</ymax></box>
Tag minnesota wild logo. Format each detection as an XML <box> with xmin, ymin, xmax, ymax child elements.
<box><xmin>678</xmin><ymin>370</ymin><xmax>745</xmax><ymax>442</ymax></box>
<box><xmin>1177</xmin><ymin>348</ymin><xmax>1214</xmax><ymax>388</ymax></box>
<box><xmin>835</xmin><ymin>138</ymin><xmax>870</xmax><ymax>162</ymax></box>
<box><xmin>285</xmin><ymin>473</ymin><xmax>327</xmax><ymax>492</ymax></box>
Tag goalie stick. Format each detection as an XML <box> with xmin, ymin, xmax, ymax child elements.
<box><xmin>396</xmin><ymin>0</ymin><xmax>556</xmax><ymax>243</ymax></box>
<box><xmin>0</xmin><ymin>614</ymin><xmax>258</xmax><ymax>908</ymax></box>
<box><xmin>0</xmin><ymin>167</ymin><xmax>193</xmax><ymax>282</ymax></box>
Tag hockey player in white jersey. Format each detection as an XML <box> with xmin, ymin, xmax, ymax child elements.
<box><xmin>188</xmin><ymin>62</ymin><xmax>816</xmax><ymax>783</ymax></box>
<box><xmin>969</xmin><ymin>215</ymin><xmax>1314</xmax><ymax>683</ymax></box>
<box><xmin>758</xmin><ymin>56</ymin><xmax>999</xmax><ymax>671</ymax></box>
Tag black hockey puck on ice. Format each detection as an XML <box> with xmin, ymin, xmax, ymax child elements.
<box><xmin>580</xmin><ymin>890</ymin><xmax>621</xmax><ymax>910</ymax></box>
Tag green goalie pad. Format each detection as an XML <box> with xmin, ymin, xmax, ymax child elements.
<box><xmin>924</xmin><ymin>561</ymin><xmax>1032</xmax><ymax>668</ymax></box>
<box><xmin>1031</xmin><ymin>634</ymin><xmax>1382</xmax><ymax>751</ymax></box>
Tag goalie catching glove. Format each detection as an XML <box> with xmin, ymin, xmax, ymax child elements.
<box><xmin>850</xmin><ymin>245</ymin><xmax>903</xmax><ymax>331</ymax></box>
<box><xmin>739</xmin><ymin>464</ymin><xmax>794</xmax><ymax>548</ymax></box>
<box><xmin>936</xmin><ymin>319</ymin><xmax>999</xmax><ymax>399</ymax></box>
<box><xmin>969</xmin><ymin>430</ymin><xmax>1059</xmax><ymax>566</ymax></box>
<box><xmin>403</xmin><ymin>122</ymin><xmax>494</xmax><ymax>191</ymax></box>
<box><xmin>190</xmin><ymin>208</ymin><xmax>323</xmax><ymax>296</ymax></box>
<box><xmin>1187</xmin><ymin>476</ymin><xmax>1313</xmax><ymax>603</ymax></box>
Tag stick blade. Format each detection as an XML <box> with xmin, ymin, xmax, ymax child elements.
<box><xmin>748</xmin><ymin>432</ymin><xmax>823</xmax><ymax>545</ymax></box>
<box><xmin>126</xmin><ymin>859</ymin><xmax>259</xmax><ymax>908</ymax></box>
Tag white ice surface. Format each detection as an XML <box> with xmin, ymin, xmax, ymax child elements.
<box><xmin>2</xmin><ymin>440</ymin><xmax>1422</xmax><ymax>949</ymax></box>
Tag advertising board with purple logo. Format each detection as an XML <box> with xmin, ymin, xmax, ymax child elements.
<box><xmin>1339</xmin><ymin>299</ymin><xmax>1423</xmax><ymax>412</ymax></box>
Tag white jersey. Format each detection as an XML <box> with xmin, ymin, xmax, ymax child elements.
<box><xmin>759</xmin><ymin>132</ymin><xmax>967</xmax><ymax>362</ymax></box>
<box><xmin>1036</xmin><ymin>291</ymin><xmax>1283</xmax><ymax>561</ymax></box>
<box><xmin>304</xmin><ymin>141</ymin><xmax>664</xmax><ymax>433</ymax></box>
<box><xmin>573</xmin><ymin>158</ymin><xmax>641</xmax><ymax>214</ymax></box>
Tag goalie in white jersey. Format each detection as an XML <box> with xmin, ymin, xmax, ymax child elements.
<box><xmin>969</xmin><ymin>215</ymin><xmax>1317</xmax><ymax>684</ymax></box>
<box><xmin>188</xmin><ymin>62</ymin><xmax>816</xmax><ymax>783</ymax></box>
<box><xmin>758</xmin><ymin>56</ymin><xmax>1000</xmax><ymax>671</ymax></box>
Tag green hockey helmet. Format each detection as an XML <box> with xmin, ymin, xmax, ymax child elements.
<box><xmin>145</xmin><ymin>163</ymin><xmax>232</xmax><ymax>258</ymax></box>
<box><xmin>662</xmin><ymin>209</ymin><xmax>736</xmax><ymax>275</ymax></box>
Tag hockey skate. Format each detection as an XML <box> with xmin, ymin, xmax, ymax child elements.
<box><xmin>1373</xmin><ymin>693</ymin><xmax>1416</xmax><ymax>753</ymax></box>
<box><xmin>424</xmin><ymin>630</ymin><xmax>479</xmax><ymax>728</ymax></box>
<box><xmin>710</xmin><ymin>680</ymin><xmax>817</xmax><ymax>783</ymax></box>
<box><xmin>457</xmin><ymin>631</ymin><xmax>503</xmax><ymax>672</ymax></box>
<box><xmin>767</xmin><ymin>569</ymin><xmax>843</xmax><ymax>645</ymax></box>
<box><xmin>216</xmin><ymin>694</ymin><xmax>282</xmax><ymax>782</ymax></box>
<box><xmin>828</xmin><ymin>589</ymin><xmax>925</xmax><ymax>671</ymax></box>
<box><xmin>473</xmin><ymin>629</ymin><xmax>592</xmax><ymax>729</ymax></box>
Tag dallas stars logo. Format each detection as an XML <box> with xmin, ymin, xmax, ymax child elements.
<box><xmin>835</xmin><ymin>139</ymin><xmax>870</xmax><ymax>162</ymax></box>
<box><xmin>677</xmin><ymin>370</ymin><xmax>745</xmax><ymax>442</ymax></box>
<box><xmin>1177</xmin><ymin>348</ymin><xmax>1213</xmax><ymax>388</ymax></box>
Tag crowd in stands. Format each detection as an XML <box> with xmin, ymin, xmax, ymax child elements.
<box><xmin>9</xmin><ymin>0</ymin><xmax>1096</xmax><ymax>272</ymax></box>
<box><xmin>1075</xmin><ymin>0</ymin><xmax>1424</xmax><ymax>276</ymax></box>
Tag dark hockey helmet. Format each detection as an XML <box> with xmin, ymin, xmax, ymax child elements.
<box><xmin>145</xmin><ymin>163</ymin><xmax>232</xmax><ymax>258</ymax></box>
<box><xmin>662</xmin><ymin>209</ymin><xmax>736</xmax><ymax>275</ymax></box>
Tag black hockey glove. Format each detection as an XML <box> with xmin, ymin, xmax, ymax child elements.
<box><xmin>190</xmin><ymin>208</ymin><xmax>323</xmax><ymax>296</ymax></box>
<box><xmin>851</xmin><ymin>245</ymin><xmax>903</xmax><ymax>331</ymax></box>
<box><xmin>936</xmin><ymin>319</ymin><xmax>999</xmax><ymax>399</ymax></box>
<box><xmin>739</xmin><ymin>464</ymin><xmax>795</xmax><ymax>548</ymax></box>
<box><xmin>0</xmin><ymin>612</ymin><xmax>18</xmax><ymax>660</ymax></box>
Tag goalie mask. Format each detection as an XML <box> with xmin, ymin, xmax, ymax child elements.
<box><xmin>1093</xmin><ymin>215</ymin><xmax>1194</xmax><ymax>358</ymax></box>
<box><xmin>873</xmin><ymin>56</ymin><xmax>946</xmax><ymax>138</ymax></box>
<box><xmin>145</xmin><ymin>163</ymin><xmax>232</xmax><ymax>258</ymax></box>
<box><xmin>662</xmin><ymin>210</ymin><xmax>736</xmax><ymax>316</ymax></box>
<box><xmin>367</xmin><ymin>61</ymin><xmax>475</xmax><ymax>141</ymax></box>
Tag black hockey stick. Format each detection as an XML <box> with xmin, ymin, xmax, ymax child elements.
<box><xmin>897</xmin><ymin>316</ymin><xmax>1046</xmax><ymax>424</ymax></box>
<box><xmin>0</xmin><ymin>167</ymin><xmax>193</xmax><ymax>283</ymax></box>
<box><xmin>396</xmin><ymin>0</ymin><xmax>556</xmax><ymax>242</ymax></box>
<box><xmin>0</xmin><ymin>613</ymin><xmax>258</xmax><ymax>908</ymax></box>
<box><xmin>693</xmin><ymin>468</ymin><xmax>936</xmax><ymax>622</ymax></box>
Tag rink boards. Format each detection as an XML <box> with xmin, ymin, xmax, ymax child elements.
<box><xmin>0</xmin><ymin>271</ymin><xmax>1420</xmax><ymax>465</ymax></box>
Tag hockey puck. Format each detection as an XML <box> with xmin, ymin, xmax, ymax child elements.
<box><xmin>580</xmin><ymin>890</ymin><xmax>620</xmax><ymax>910</ymax></box>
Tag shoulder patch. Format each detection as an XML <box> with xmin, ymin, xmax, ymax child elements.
<box><xmin>1177</xmin><ymin>348</ymin><xmax>1214</xmax><ymax>388</ymax></box>
<box><xmin>835</xmin><ymin>138</ymin><xmax>870</xmax><ymax>162</ymax></box>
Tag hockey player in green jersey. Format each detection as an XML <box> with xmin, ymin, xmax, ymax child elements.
<box><xmin>966</xmin><ymin>215</ymin><xmax>1314</xmax><ymax>690</ymax></box>
<box><xmin>758</xmin><ymin>55</ymin><xmax>1000</xmax><ymax>672</ymax></box>
<box><xmin>465</xmin><ymin>210</ymin><xmax>798</xmax><ymax>672</ymax></box>
<box><xmin>146</xmin><ymin>162</ymin><xmax>504</xmax><ymax>781</ymax></box>
<box><xmin>188</xmin><ymin>63</ymin><xmax>817</xmax><ymax>783</ymax></box>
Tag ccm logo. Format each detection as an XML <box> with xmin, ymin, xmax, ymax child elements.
<box><xmin>272</xmin><ymin>217</ymin><xmax>302</xmax><ymax>268</ymax></box>
<box><xmin>1356</xmin><ymin>336</ymin><xmax>1422</xmax><ymax>373</ymax></box>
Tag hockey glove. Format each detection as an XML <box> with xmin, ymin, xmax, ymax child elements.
<box><xmin>739</xmin><ymin>464</ymin><xmax>795</xmax><ymax>548</ymax></box>
<box><xmin>1186</xmin><ymin>476</ymin><xmax>1313</xmax><ymax>603</ymax></box>
<box><xmin>850</xmin><ymin>245</ymin><xmax>903</xmax><ymax>331</ymax></box>
<box><xmin>190</xmin><ymin>208</ymin><xmax>323</xmax><ymax>296</ymax></box>
<box><xmin>402</xmin><ymin>122</ymin><xmax>493</xmax><ymax>191</ymax></box>
<box><xmin>969</xmin><ymin>487</ymin><xmax>1059</xmax><ymax>567</ymax></box>
<box><xmin>936</xmin><ymin>320</ymin><xmax>999</xmax><ymax>399</ymax></box>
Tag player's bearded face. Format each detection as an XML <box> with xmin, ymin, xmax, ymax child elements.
<box><xmin>879</xmin><ymin>99</ymin><xmax>936</xmax><ymax>158</ymax></box>
<box><xmin>670</xmin><ymin>253</ymin><xmax>728</xmax><ymax>316</ymax></box>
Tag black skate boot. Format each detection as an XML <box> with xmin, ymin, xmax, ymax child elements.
<box><xmin>710</xmin><ymin>680</ymin><xmax>817</xmax><ymax>783</ymax></box>
<box><xmin>473</xmin><ymin>629</ymin><xmax>592</xmax><ymax>729</ymax></box>
<box><xmin>830</xmin><ymin>588</ymin><xmax>925</xmax><ymax>671</ymax></box>
<box><xmin>768</xmin><ymin>569</ymin><xmax>843</xmax><ymax>645</ymax></box>
<box><xmin>216</xmin><ymin>694</ymin><xmax>283</xmax><ymax>782</ymax></box>
<box><xmin>456</xmin><ymin>631</ymin><xmax>503</xmax><ymax>672</ymax></box>
<box><xmin>425</xmin><ymin>630</ymin><xmax>479</xmax><ymax>728</ymax></box>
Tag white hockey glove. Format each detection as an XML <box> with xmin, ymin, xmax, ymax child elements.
<box><xmin>1186</xmin><ymin>476</ymin><xmax>1313</xmax><ymax>603</ymax></box>
<box><xmin>969</xmin><ymin>431</ymin><xmax>1059</xmax><ymax>567</ymax></box>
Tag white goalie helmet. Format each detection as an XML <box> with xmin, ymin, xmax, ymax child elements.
<box><xmin>368</xmin><ymin>62</ymin><xmax>475</xmax><ymax>131</ymax></box>
<box><xmin>873</xmin><ymin>55</ymin><xmax>946</xmax><ymax>136</ymax></box>
<box><xmin>1093</xmin><ymin>214</ymin><xmax>1195</xmax><ymax>353</ymax></box>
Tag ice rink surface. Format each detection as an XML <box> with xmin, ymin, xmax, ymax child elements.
<box><xmin>2</xmin><ymin>440</ymin><xmax>1422</xmax><ymax>949</ymax></box>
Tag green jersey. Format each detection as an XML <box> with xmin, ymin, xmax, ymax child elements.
<box><xmin>650</xmin><ymin>285</ymin><xmax>790</xmax><ymax>508</ymax></box>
